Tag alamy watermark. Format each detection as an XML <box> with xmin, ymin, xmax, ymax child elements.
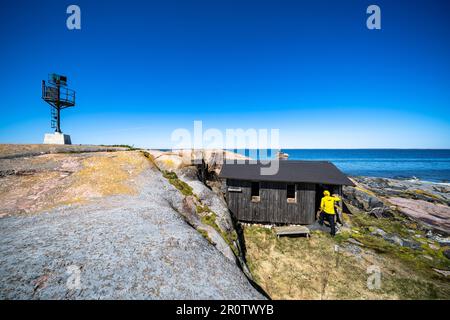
<box><xmin>66</xmin><ymin>5</ymin><xmax>81</xmax><ymax>30</ymax></box>
<box><xmin>367</xmin><ymin>5</ymin><xmax>381</xmax><ymax>30</ymax></box>
<box><xmin>66</xmin><ymin>264</ymin><xmax>82</xmax><ymax>290</ymax></box>
<box><xmin>171</xmin><ymin>121</ymin><xmax>281</xmax><ymax>175</ymax></box>
<box><xmin>367</xmin><ymin>265</ymin><xmax>381</xmax><ymax>290</ymax></box>
<box><xmin>65</xmin><ymin>5</ymin><xmax>380</xmax><ymax>31</ymax></box>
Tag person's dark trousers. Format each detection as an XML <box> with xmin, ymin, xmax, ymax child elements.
<box><xmin>319</xmin><ymin>211</ymin><xmax>325</xmax><ymax>225</ymax></box>
<box><xmin>321</xmin><ymin>213</ymin><xmax>336</xmax><ymax>236</ymax></box>
<box><xmin>327</xmin><ymin>213</ymin><xmax>336</xmax><ymax>236</ymax></box>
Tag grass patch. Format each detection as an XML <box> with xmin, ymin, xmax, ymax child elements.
<box><xmin>198</xmin><ymin>228</ymin><xmax>214</xmax><ymax>244</ymax></box>
<box><xmin>196</xmin><ymin>204</ymin><xmax>211</xmax><ymax>214</ymax></box>
<box><xmin>71</xmin><ymin>151</ymin><xmax>147</xmax><ymax>197</ymax></box>
<box><xmin>351</xmin><ymin>212</ymin><xmax>418</xmax><ymax>238</ymax></box>
<box><xmin>243</xmin><ymin>224</ymin><xmax>450</xmax><ymax>299</ymax></box>
<box><xmin>162</xmin><ymin>170</ymin><xmax>193</xmax><ymax>196</ymax></box>
<box><xmin>334</xmin><ymin>230</ymin><xmax>352</xmax><ymax>244</ymax></box>
<box><xmin>100</xmin><ymin>144</ymin><xmax>140</xmax><ymax>150</ymax></box>
<box><xmin>201</xmin><ymin>212</ymin><xmax>239</xmax><ymax>256</ymax></box>
<box><xmin>346</xmin><ymin>213</ymin><xmax>450</xmax><ymax>282</ymax></box>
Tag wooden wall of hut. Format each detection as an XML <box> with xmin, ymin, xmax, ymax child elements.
<box><xmin>226</xmin><ymin>179</ymin><xmax>317</xmax><ymax>224</ymax></box>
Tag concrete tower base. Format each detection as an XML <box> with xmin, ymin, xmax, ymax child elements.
<box><xmin>43</xmin><ymin>132</ymin><xmax>72</xmax><ymax>145</ymax></box>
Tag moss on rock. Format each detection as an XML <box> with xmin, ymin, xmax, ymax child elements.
<box><xmin>162</xmin><ymin>170</ymin><xmax>194</xmax><ymax>196</ymax></box>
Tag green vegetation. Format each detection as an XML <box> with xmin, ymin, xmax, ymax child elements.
<box><xmin>198</xmin><ymin>228</ymin><xmax>214</xmax><ymax>245</ymax></box>
<box><xmin>162</xmin><ymin>170</ymin><xmax>194</xmax><ymax>196</ymax></box>
<box><xmin>146</xmin><ymin>152</ymin><xmax>240</xmax><ymax>257</ymax></box>
<box><xmin>333</xmin><ymin>230</ymin><xmax>352</xmax><ymax>243</ymax></box>
<box><xmin>244</xmin><ymin>223</ymin><xmax>450</xmax><ymax>300</ymax></box>
<box><xmin>407</xmin><ymin>189</ymin><xmax>440</xmax><ymax>201</ymax></box>
<box><xmin>346</xmin><ymin>213</ymin><xmax>449</xmax><ymax>272</ymax></box>
<box><xmin>201</xmin><ymin>212</ymin><xmax>218</xmax><ymax>227</ymax></box>
<box><xmin>100</xmin><ymin>144</ymin><xmax>140</xmax><ymax>150</ymax></box>
<box><xmin>196</xmin><ymin>204</ymin><xmax>211</xmax><ymax>214</ymax></box>
<box><xmin>200</xmin><ymin>211</ymin><xmax>239</xmax><ymax>256</ymax></box>
<box><xmin>351</xmin><ymin>212</ymin><xmax>418</xmax><ymax>238</ymax></box>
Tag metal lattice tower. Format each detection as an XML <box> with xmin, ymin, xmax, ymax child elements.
<box><xmin>41</xmin><ymin>74</ymin><xmax>76</xmax><ymax>133</ymax></box>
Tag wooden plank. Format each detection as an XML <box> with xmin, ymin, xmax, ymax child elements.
<box><xmin>274</xmin><ymin>225</ymin><xmax>310</xmax><ymax>238</ymax></box>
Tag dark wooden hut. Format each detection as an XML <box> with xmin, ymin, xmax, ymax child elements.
<box><xmin>219</xmin><ymin>160</ymin><xmax>354</xmax><ymax>225</ymax></box>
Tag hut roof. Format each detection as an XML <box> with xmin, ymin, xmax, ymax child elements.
<box><xmin>219</xmin><ymin>160</ymin><xmax>355</xmax><ymax>186</ymax></box>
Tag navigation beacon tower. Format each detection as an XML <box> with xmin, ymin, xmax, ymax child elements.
<box><xmin>41</xmin><ymin>74</ymin><xmax>76</xmax><ymax>144</ymax></box>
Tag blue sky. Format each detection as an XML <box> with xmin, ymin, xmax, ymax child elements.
<box><xmin>0</xmin><ymin>0</ymin><xmax>449</xmax><ymax>148</ymax></box>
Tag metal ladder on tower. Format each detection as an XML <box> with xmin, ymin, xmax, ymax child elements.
<box><xmin>50</xmin><ymin>106</ymin><xmax>57</xmax><ymax>129</ymax></box>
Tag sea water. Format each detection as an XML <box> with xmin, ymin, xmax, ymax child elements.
<box><xmin>231</xmin><ymin>149</ymin><xmax>450</xmax><ymax>183</ymax></box>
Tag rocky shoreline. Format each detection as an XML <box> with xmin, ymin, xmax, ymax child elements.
<box><xmin>344</xmin><ymin>176</ymin><xmax>450</xmax><ymax>237</ymax></box>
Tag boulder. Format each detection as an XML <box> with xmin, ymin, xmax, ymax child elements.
<box><xmin>145</xmin><ymin>149</ymin><xmax>249</xmax><ymax>175</ymax></box>
<box><xmin>180</xmin><ymin>195</ymin><xmax>201</xmax><ymax>227</ymax></box>
<box><xmin>385</xmin><ymin>235</ymin><xmax>404</xmax><ymax>246</ymax></box>
<box><xmin>201</xmin><ymin>149</ymin><xmax>250</xmax><ymax>176</ymax></box>
<box><xmin>389</xmin><ymin>197</ymin><xmax>450</xmax><ymax>236</ymax></box>
<box><xmin>372</xmin><ymin>228</ymin><xmax>421</xmax><ymax>249</ymax></box>
<box><xmin>152</xmin><ymin>154</ymin><xmax>188</xmax><ymax>171</ymax></box>
<box><xmin>401</xmin><ymin>239</ymin><xmax>422</xmax><ymax>250</ymax></box>
<box><xmin>369</xmin><ymin>206</ymin><xmax>394</xmax><ymax>219</ymax></box>
<box><xmin>343</xmin><ymin>185</ymin><xmax>385</xmax><ymax>213</ymax></box>
<box><xmin>176</xmin><ymin>166</ymin><xmax>234</xmax><ymax>233</ymax></box>
<box><xmin>371</xmin><ymin>228</ymin><xmax>387</xmax><ymax>238</ymax></box>
<box><xmin>351</xmin><ymin>176</ymin><xmax>450</xmax><ymax>206</ymax></box>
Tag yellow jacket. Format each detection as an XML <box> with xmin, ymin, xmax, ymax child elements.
<box><xmin>320</xmin><ymin>195</ymin><xmax>341</xmax><ymax>214</ymax></box>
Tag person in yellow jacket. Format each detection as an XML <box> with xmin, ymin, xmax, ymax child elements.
<box><xmin>319</xmin><ymin>190</ymin><xmax>341</xmax><ymax>236</ymax></box>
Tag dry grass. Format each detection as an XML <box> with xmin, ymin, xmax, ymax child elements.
<box><xmin>69</xmin><ymin>152</ymin><xmax>148</xmax><ymax>198</ymax></box>
<box><xmin>0</xmin><ymin>144</ymin><xmax>128</xmax><ymax>159</ymax></box>
<box><xmin>244</xmin><ymin>224</ymin><xmax>450</xmax><ymax>300</ymax></box>
<box><xmin>0</xmin><ymin>151</ymin><xmax>149</xmax><ymax>216</ymax></box>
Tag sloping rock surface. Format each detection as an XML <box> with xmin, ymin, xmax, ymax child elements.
<box><xmin>0</xmin><ymin>149</ymin><xmax>264</xmax><ymax>299</ymax></box>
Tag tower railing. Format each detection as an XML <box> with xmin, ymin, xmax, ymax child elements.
<box><xmin>42</xmin><ymin>82</ymin><xmax>76</xmax><ymax>108</ymax></box>
<box><xmin>41</xmin><ymin>74</ymin><xmax>76</xmax><ymax>134</ymax></box>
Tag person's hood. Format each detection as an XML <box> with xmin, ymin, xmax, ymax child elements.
<box><xmin>323</xmin><ymin>190</ymin><xmax>330</xmax><ymax>196</ymax></box>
